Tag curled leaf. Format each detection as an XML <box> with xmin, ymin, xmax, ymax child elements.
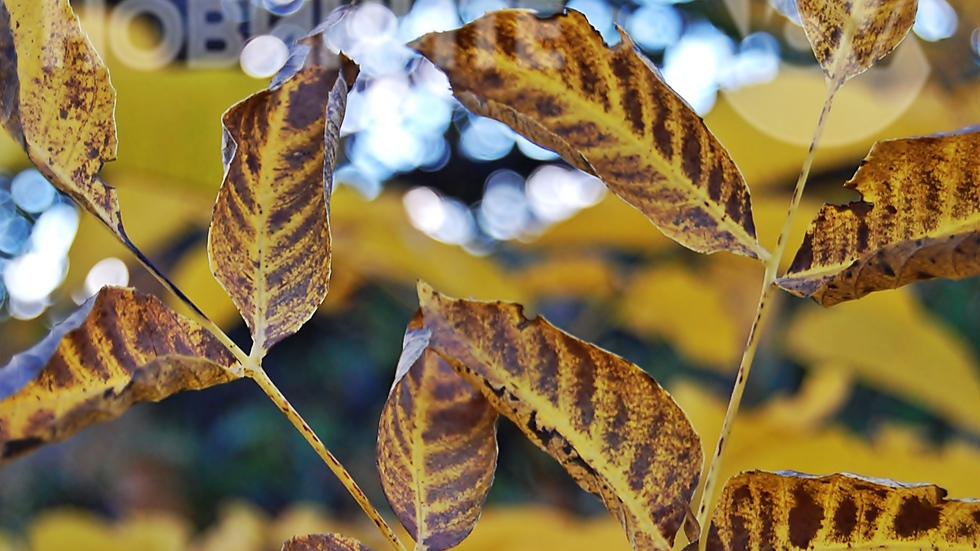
<box><xmin>704</xmin><ymin>470</ymin><xmax>980</xmax><ymax>550</ymax></box>
<box><xmin>798</xmin><ymin>0</ymin><xmax>918</xmax><ymax>88</ymax></box>
<box><xmin>411</xmin><ymin>9</ymin><xmax>764</xmax><ymax>259</ymax></box>
<box><xmin>0</xmin><ymin>0</ymin><xmax>123</xmax><ymax>236</ymax></box>
<box><xmin>777</xmin><ymin>127</ymin><xmax>980</xmax><ymax>306</ymax></box>
<box><xmin>281</xmin><ymin>533</ymin><xmax>375</xmax><ymax>551</ymax></box>
<box><xmin>208</xmin><ymin>50</ymin><xmax>358</xmax><ymax>355</ymax></box>
<box><xmin>0</xmin><ymin>287</ymin><xmax>238</xmax><ymax>463</ymax></box>
<box><xmin>417</xmin><ymin>282</ymin><xmax>702</xmax><ymax>551</ymax></box>
<box><xmin>377</xmin><ymin>313</ymin><xmax>498</xmax><ymax>551</ymax></box>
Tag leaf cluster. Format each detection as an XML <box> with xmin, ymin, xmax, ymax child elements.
<box><xmin>0</xmin><ymin>1</ymin><xmax>977</xmax><ymax>551</ymax></box>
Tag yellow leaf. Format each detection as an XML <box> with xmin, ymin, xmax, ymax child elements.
<box><xmin>0</xmin><ymin>287</ymin><xmax>239</xmax><ymax>462</ymax></box>
<box><xmin>267</xmin><ymin>504</ymin><xmax>350</xmax><ymax>551</ymax></box>
<box><xmin>189</xmin><ymin>501</ymin><xmax>268</xmax><ymax>551</ymax></box>
<box><xmin>377</xmin><ymin>314</ymin><xmax>497</xmax><ymax>551</ymax></box>
<box><xmin>798</xmin><ymin>0</ymin><xmax>918</xmax><ymax>88</ymax></box>
<box><xmin>619</xmin><ymin>265</ymin><xmax>741</xmax><ymax>370</ymax></box>
<box><xmin>778</xmin><ymin>128</ymin><xmax>980</xmax><ymax>305</ymax></box>
<box><xmin>0</xmin><ymin>0</ymin><xmax>123</xmax><ymax>238</ymax></box>
<box><xmin>786</xmin><ymin>288</ymin><xmax>980</xmax><ymax>432</ymax></box>
<box><xmin>411</xmin><ymin>10</ymin><xmax>766</xmax><ymax>259</ymax></box>
<box><xmin>704</xmin><ymin>470</ymin><xmax>979</xmax><ymax>550</ymax></box>
<box><xmin>417</xmin><ymin>282</ymin><xmax>702</xmax><ymax>551</ymax></box>
<box><xmin>208</xmin><ymin>55</ymin><xmax>357</xmax><ymax>355</ymax></box>
<box><xmin>517</xmin><ymin>253</ymin><xmax>618</xmax><ymax>300</ymax></box>
<box><xmin>282</xmin><ymin>534</ymin><xmax>376</xmax><ymax>551</ymax></box>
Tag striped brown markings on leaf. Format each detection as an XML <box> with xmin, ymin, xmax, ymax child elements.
<box><xmin>208</xmin><ymin>57</ymin><xmax>358</xmax><ymax>354</ymax></box>
<box><xmin>377</xmin><ymin>314</ymin><xmax>497</xmax><ymax>551</ymax></box>
<box><xmin>0</xmin><ymin>287</ymin><xmax>238</xmax><ymax>463</ymax></box>
<box><xmin>0</xmin><ymin>0</ymin><xmax>127</xmax><ymax>238</ymax></box>
<box><xmin>798</xmin><ymin>0</ymin><xmax>918</xmax><ymax>87</ymax></box>
<box><xmin>417</xmin><ymin>282</ymin><xmax>702</xmax><ymax>551</ymax></box>
<box><xmin>704</xmin><ymin>471</ymin><xmax>980</xmax><ymax>550</ymax></box>
<box><xmin>282</xmin><ymin>533</ymin><xmax>376</xmax><ymax>551</ymax></box>
<box><xmin>778</xmin><ymin>127</ymin><xmax>980</xmax><ymax>306</ymax></box>
<box><xmin>411</xmin><ymin>9</ymin><xmax>765</xmax><ymax>259</ymax></box>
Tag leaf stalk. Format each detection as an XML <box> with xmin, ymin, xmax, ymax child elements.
<box><xmin>694</xmin><ymin>80</ymin><xmax>840</xmax><ymax>548</ymax></box>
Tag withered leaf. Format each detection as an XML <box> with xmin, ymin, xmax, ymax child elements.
<box><xmin>377</xmin><ymin>313</ymin><xmax>497</xmax><ymax>551</ymax></box>
<box><xmin>0</xmin><ymin>287</ymin><xmax>238</xmax><ymax>463</ymax></box>
<box><xmin>0</xmin><ymin>0</ymin><xmax>124</xmax><ymax>238</ymax></box>
<box><xmin>798</xmin><ymin>0</ymin><xmax>918</xmax><ymax>88</ymax></box>
<box><xmin>411</xmin><ymin>9</ymin><xmax>765</xmax><ymax>260</ymax></box>
<box><xmin>777</xmin><ymin>127</ymin><xmax>980</xmax><ymax>306</ymax></box>
<box><xmin>281</xmin><ymin>533</ymin><xmax>375</xmax><ymax>551</ymax></box>
<box><xmin>417</xmin><ymin>282</ymin><xmax>702</xmax><ymax>551</ymax></box>
<box><xmin>703</xmin><ymin>471</ymin><xmax>980</xmax><ymax>550</ymax></box>
<box><xmin>208</xmin><ymin>53</ymin><xmax>357</xmax><ymax>355</ymax></box>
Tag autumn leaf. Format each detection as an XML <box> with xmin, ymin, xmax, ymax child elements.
<box><xmin>377</xmin><ymin>313</ymin><xmax>497</xmax><ymax>551</ymax></box>
<box><xmin>798</xmin><ymin>0</ymin><xmax>918</xmax><ymax>89</ymax></box>
<box><xmin>417</xmin><ymin>282</ymin><xmax>702</xmax><ymax>551</ymax></box>
<box><xmin>0</xmin><ymin>0</ymin><xmax>124</xmax><ymax>237</ymax></box>
<box><xmin>208</xmin><ymin>50</ymin><xmax>357</xmax><ymax>355</ymax></box>
<box><xmin>0</xmin><ymin>287</ymin><xmax>238</xmax><ymax>463</ymax></box>
<box><xmin>703</xmin><ymin>470</ymin><xmax>980</xmax><ymax>550</ymax></box>
<box><xmin>411</xmin><ymin>9</ymin><xmax>765</xmax><ymax>260</ymax></box>
<box><xmin>281</xmin><ymin>533</ymin><xmax>375</xmax><ymax>551</ymax></box>
<box><xmin>777</xmin><ymin>127</ymin><xmax>980</xmax><ymax>306</ymax></box>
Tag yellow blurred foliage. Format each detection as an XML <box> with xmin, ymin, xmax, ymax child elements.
<box><xmin>22</xmin><ymin>509</ymin><xmax>190</xmax><ymax>551</ymax></box>
<box><xmin>672</xmin><ymin>376</ymin><xmax>980</xmax><ymax>517</ymax></box>
<box><xmin>516</xmin><ymin>253</ymin><xmax>618</xmax><ymax>300</ymax></box>
<box><xmin>619</xmin><ymin>265</ymin><xmax>741</xmax><ymax>370</ymax></box>
<box><xmin>786</xmin><ymin>288</ymin><xmax>980</xmax><ymax>433</ymax></box>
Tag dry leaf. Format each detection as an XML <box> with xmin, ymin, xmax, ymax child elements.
<box><xmin>208</xmin><ymin>54</ymin><xmax>357</xmax><ymax>355</ymax></box>
<box><xmin>0</xmin><ymin>0</ymin><xmax>124</xmax><ymax>237</ymax></box>
<box><xmin>798</xmin><ymin>0</ymin><xmax>918</xmax><ymax>88</ymax></box>
<box><xmin>778</xmin><ymin>127</ymin><xmax>980</xmax><ymax>306</ymax></box>
<box><xmin>785</xmin><ymin>289</ymin><xmax>980</xmax><ymax>432</ymax></box>
<box><xmin>417</xmin><ymin>282</ymin><xmax>702</xmax><ymax>551</ymax></box>
<box><xmin>411</xmin><ymin>9</ymin><xmax>765</xmax><ymax>259</ymax></box>
<box><xmin>0</xmin><ymin>287</ymin><xmax>238</xmax><ymax>463</ymax></box>
<box><xmin>703</xmin><ymin>471</ymin><xmax>980</xmax><ymax>550</ymax></box>
<box><xmin>281</xmin><ymin>533</ymin><xmax>375</xmax><ymax>551</ymax></box>
<box><xmin>377</xmin><ymin>314</ymin><xmax>497</xmax><ymax>551</ymax></box>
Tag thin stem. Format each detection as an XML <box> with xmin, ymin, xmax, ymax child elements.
<box><xmin>694</xmin><ymin>81</ymin><xmax>840</xmax><ymax>547</ymax></box>
<box><xmin>247</xmin><ymin>365</ymin><xmax>409</xmax><ymax>551</ymax></box>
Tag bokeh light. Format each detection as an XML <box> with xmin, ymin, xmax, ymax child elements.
<box><xmin>240</xmin><ymin>34</ymin><xmax>290</xmax><ymax>78</ymax></box>
<box><xmin>260</xmin><ymin>0</ymin><xmax>306</xmax><ymax>17</ymax></box>
<box><xmin>83</xmin><ymin>258</ymin><xmax>130</xmax><ymax>300</ymax></box>
<box><xmin>913</xmin><ymin>0</ymin><xmax>958</xmax><ymax>42</ymax></box>
<box><xmin>11</xmin><ymin>170</ymin><xmax>56</xmax><ymax>214</ymax></box>
<box><xmin>626</xmin><ymin>4</ymin><xmax>683</xmax><ymax>51</ymax></box>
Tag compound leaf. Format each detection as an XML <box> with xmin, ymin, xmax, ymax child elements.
<box><xmin>777</xmin><ymin>127</ymin><xmax>980</xmax><ymax>306</ymax></box>
<box><xmin>0</xmin><ymin>287</ymin><xmax>238</xmax><ymax>463</ymax></box>
<box><xmin>0</xmin><ymin>0</ymin><xmax>124</xmax><ymax>238</ymax></box>
<box><xmin>282</xmin><ymin>533</ymin><xmax>375</xmax><ymax>551</ymax></box>
<box><xmin>417</xmin><ymin>282</ymin><xmax>702</xmax><ymax>551</ymax></box>
<box><xmin>798</xmin><ymin>0</ymin><xmax>918</xmax><ymax>89</ymax></box>
<box><xmin>411</xmin><ymin>9</ymin><xmax>765</xmax><ymax>259</ymax></box>
<box><xmin>377</xmin><ymin>314</ymin><xmax>497</xmax><ymax>551</ymax></box>
<box><xmin>208</xmin><ymin>53</ymin><xmax>357</xmax><ymax>355</ymax></box>
<box><xmin>703</xmin><ymin>471</ymin><xmax>980</xmax><ymax>550</ymax></box>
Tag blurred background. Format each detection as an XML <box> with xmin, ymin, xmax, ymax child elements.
<box><xmin>0</xmin><ymin>0</ymin><xmax>978</xmax><ymax>549</ymax></box>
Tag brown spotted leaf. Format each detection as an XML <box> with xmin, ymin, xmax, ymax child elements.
<box><xmin>417</xmin><ymin>282</ymin><xmax>702</xmax><ymax>551</ymax></box>
<box><xmin>0</xmin><ymin>287</ymin><xmax>238</xmax><ymax>463</ymax></box>
<box><xmin>411</xmin><ymin>9</ymin><xmax>765</xmax><ymax>260</ymax></box>
<box><xmin>377</xmin><ymin>313</ymin><xmax>497</xmax><ymax>551</ymax></box>
<box><xmin>703</xmin><ymin>471</ymin><xmax>980</xmax><ymax>550</ymax></box>
<box><xmin>208</xmin><ymin>54</ymin><xmax>357</xmax><ymax>355</ymax></box>
<box><xmin>798</xmin><ymin>0</ymin><xmax>918</xmax><ymax>88</ymax></box>
<box><xmin>777</xmin><ymin>127</ymin><xmax>980</xmax><ymax>306</ymax></box>
<box><xmin>281</xmin><ymin>533</ymin><xmax>375</xmax><ymax>551</ymax></box>
<box><xmin>0</xmin><ymin>0</ymin><xmax>125</xmax><ymax>238</ymax></box>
